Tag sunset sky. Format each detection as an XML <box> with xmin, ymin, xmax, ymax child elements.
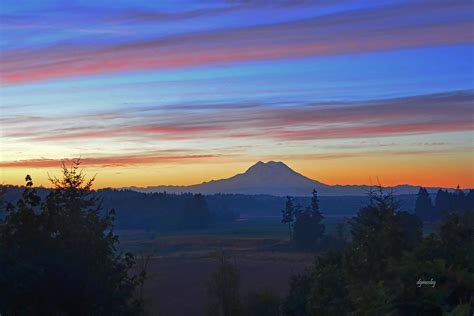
<box><xmin>1</xmin><ymin>0</ymin><xmax>473</xmax><ymax>189</ymax></box>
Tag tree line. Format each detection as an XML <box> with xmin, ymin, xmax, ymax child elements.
<box><xmin>1</xmin><ymin>185</ymin><xmax>238</xmax><ymax>231</ymax></box>
<box><xmin>415</xmin><ymin>186</ymin><xmax>474</xmax><ymax>221</ymax></box>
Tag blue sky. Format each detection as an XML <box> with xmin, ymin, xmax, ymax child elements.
<box><xmin>1</xmin><ymin>0</ymin><xmax>473</xmax><ymax>188</ymax></box>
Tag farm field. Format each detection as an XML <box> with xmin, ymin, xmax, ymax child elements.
<box><xmin>116</xmin><ymin>216</ymin><xmax>350</xmax><ymax>255</ymax></box>
<box><xmin>117</xmin><ymin>214</ymin><xmax>438</xmax><ymax>314</ymax></box>
<box><xmin>142</xmin><ymin>255</ymin><xmax>311</xmax><ymax>315</ymax></box>
<box><xmin>117</xmin><ymin>216</ymin><xmax>347</xmax><ymax>315</ymax></box>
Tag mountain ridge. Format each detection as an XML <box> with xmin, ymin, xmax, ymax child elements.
<box><xmin>126</xmin><ymin>161</ymin><xmax>450</xmax><ymax>196</ymax></box>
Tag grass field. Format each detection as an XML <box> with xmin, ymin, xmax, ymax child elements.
<box><xmin>141</xmin><ymin>255</ymin><xmax>311</xmax><ymax>315</ymax></box>
<box><xmin>117</xmin><ymin>217</ymin><xmax>322</xmax><ymax>315</ymax></box>
<box><xmin>116</xmin><ymin>214</ymin><xmax>437</xmax><ymax>315</ymax></box>
<box><xmin>116</xmin><ymin>216</ymin><xmax>350</xmax><ymax>255</ymax></box>
<box><xmin>116</xmin><ymin>216</ymin><xmax>349</xmax><ymax>315</ymax></box>
<box><xmin>117</xmin><ymin>217</ymin><xmax>315</xmax><ymax>315</ymax></box>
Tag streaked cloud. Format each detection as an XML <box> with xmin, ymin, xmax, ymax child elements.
<box><xmin>0</xmin><ymin>153</ymin><xmax>223</xmax><ymax>168</ymax></box>
<box><xmin>1</xmin><ymin>0</ymin><xmax>472</xmax><ymax>83</ymax></box>
<box><xmin>273</xmin><ymin>121</ymin><xmax>472</xmax><ymax>141</ymax></box>
<box><xmin>3</xmin><ymin>91</ymin><xmax>471</xmax><ymax>144</ymax></box>
<box><xmin>1</xmin><ymin>0</ymin><xmax>472</xmax><ymax>188</ymax></box>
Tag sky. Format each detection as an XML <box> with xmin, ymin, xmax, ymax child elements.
<box><xmin>0</xmin><ymin>0</ymin><xmax>473</xmax><ymax>189</ymax></box>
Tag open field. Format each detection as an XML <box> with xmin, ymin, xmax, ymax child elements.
<box><xmin>117</xmin><ymin>215</ymin><xmax>439</xmax><ymax>315</ymax></box>
<box><xmin>142</xmin><ymin>256</ymin><xmax>311</xmax><ymax>315</ymax></box>
<box><xmin>116</xmin><ymin>216</ymin><xmax>350</xmax><ymax>255</ymax></box>
<box><xmin>117</xmin><ymin>216</ymin><xmax>348</xmax><ymax>315</ymax></box>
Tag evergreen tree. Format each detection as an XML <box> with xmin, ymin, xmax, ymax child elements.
<box><xmin>207</xmin><ymin>252</ymin><xmax>241</xmax><ymax>316</ymax></box>
<box><xmin>283</xmin><ymin>189</ymin><xmax>473</xmax><ymax>316</ymax></box>
<box><xmin>396</xmin><ymin>211</ymin><xmax>423</xmax><ymax>250</ymax></box>
<box><xmin>415</xmin><ymin>187</ymin><xmax>434</xmax><ymax>221</ymax></box>
<box><xmin>293</xmin><ymin>190</ymin><xmax>325</xmax><ymax>250</ymax></box>
<box><xmin>282</xmin><ymin>190</ymin><xmax>474</xmax><ymax>316</ymax></box>
<box><xmin>346</xmin><ymin>188</ymin><xmax>405</xmax><ymax>281</ymax></box>
<box><xmin>439</xmin><ymin>209</ymin><xmax>474</xmax><ymax>267</ymax></box>
<box><xmin>281</xmin><ymin>196</ymin><xmax>295</xmax><ymax>241</ymax></box>
<box><xmin>435</xmin><ymin>189</ymin><xmax>450</xmax><ymax>214</ymax></box>
<box><xmin>293</xmin><ymin>208</ymin><xmax>318</xmax><ymax>250</ymax></box>
<box><xmin>180</xmin><ymin>193</ymin><xmax>213</xmax><ymax>229</ymax></box>
<box><xmin>0</xmin><ymin>161</ymin><xmax>144</xmax><ymax>315</ymax></box>
<box><xmin>310</xmin><ymin>189</ymin><xmax>320</xmax><ymax>215</ymax></box>
<box><xmin>454</xmin><ymin>185</ymin><xmax>466</xmax><ymax>212</ymax></box>
<box><xmin>310</xmin><ymin>189</ymin><xmax>325</xmax><ymax>238</ymax></box>
<box><xmin>282</xmin><ymin>272</ymin><xmax>312</xmax><ymax>316</ymax></box>
<box><xmin>435</xmin><ymin>188</ymin><xmax>473</xmax><ymax>215</ymax></box>
<box><xmin>308</xmin><ymin>252</ymin><xmax>351</xmax><ymax>315</ymax></box>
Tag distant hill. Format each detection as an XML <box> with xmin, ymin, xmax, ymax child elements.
<box><xmin>127</xmin><ymin>161</ymin><xmax>446</xmax><ymax>196</ymax></box>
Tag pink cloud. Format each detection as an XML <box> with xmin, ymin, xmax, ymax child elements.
<box><xmin>0</xmin><ymin>153</ymin><xmax>222</xmax><ymax>168</ymax></box>
<box><xmin>273</xmin><ymin>120</ymin><xmax>474</xmax><ymax>141</ymax></box>
<box><xmin>3</xmin><ymin>92</ymin><xmax>472</xmax><ymax>143</ymax></box>
<box><xmin>27</xmin><ymin>125</ymin><xmax>225</xmax><ymax>141</ymax></box>
<box><xmin>1</xmin><ymin>1</ymin><xmax>472</xmax><ymax>84</ymax></box>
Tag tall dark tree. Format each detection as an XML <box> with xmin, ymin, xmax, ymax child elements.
<box><xmin>310</xmin><ymin>189</ymin><xmax>324</xmax><ymax>237</ymax></box>
<box><xmin>346</xmin><ymin>188</ymin><xmax>406</xmax><ymax>281</ymax></box>
<box><xmin>415</xmin><ymin>187</ymin><xmax>434</xmax><ymax>221</ymax></box>
<box><xmin>282</xmin><ymin>272</ymin><xmax>312</xmax><ymax>316</ymax></box>
<box><xmin>435</xmin><ymin>189</ymin><xmax>451</xmax><ymax>214</ymax></box>
<box><xmin>439</xmin><ymin>209</ymin><xmax>474</xmax><ymax>267</ymax></box>
<box><xmin>434</xmin><ymin>188</ymin><xmax>473</xmax><ymax>216</ymax></box>
<box><xmin>293</xmin><ymin>208</ymin><xmax>317</xmax><ymax>250</ymax></box>
<box><xmin>308</xmin><ymin>252</ymin><xmax>350</xmax><ymax>315</ymax></box>
<box><xmin>180</xmin><ymin>193</ymin><xmax>213</xmax><ymax>229</ymax></box>
<box><xmin>207</xmin><ymin>252</ymin><xmax>241</xmax><ymax>316</ymax></box>
<box><xmin>396</xmin><ymin>211</ymin><xmax>423</xmax><ymax>250</ymax></box>
<box><xmin>454</xmin><ymin>185</ymin><xmax>466</xmax><ymax>212</ymax></box>
<box><xmin>310</xmin><ymin>189</ymin><xmax>320</xmax><ymax>215</ymax></box>
<box><xmin>281</xmin><ymin>196</ymin><xmax>295</xmax><ymax>241</ymax></box>
<box><xmin>292</xmin><ymin>190</ymin><xmax>325</xmax><ymax>250</ymax></box>
<box><xmin>0</xmin><ymin>161</ymin><xmax>144</xmax><ymax>315</ymax></box>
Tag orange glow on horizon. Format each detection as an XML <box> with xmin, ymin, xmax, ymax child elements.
<box><xmin>2</xmin><ymin>154</ymin><xmax>473</xmax><ymax>190</ymax></box>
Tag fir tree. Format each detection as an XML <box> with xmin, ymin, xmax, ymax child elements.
<box><xmin>415</xmin><ymin>187</ymin><xmax>434</xmax><ymax>221</ymax></box>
